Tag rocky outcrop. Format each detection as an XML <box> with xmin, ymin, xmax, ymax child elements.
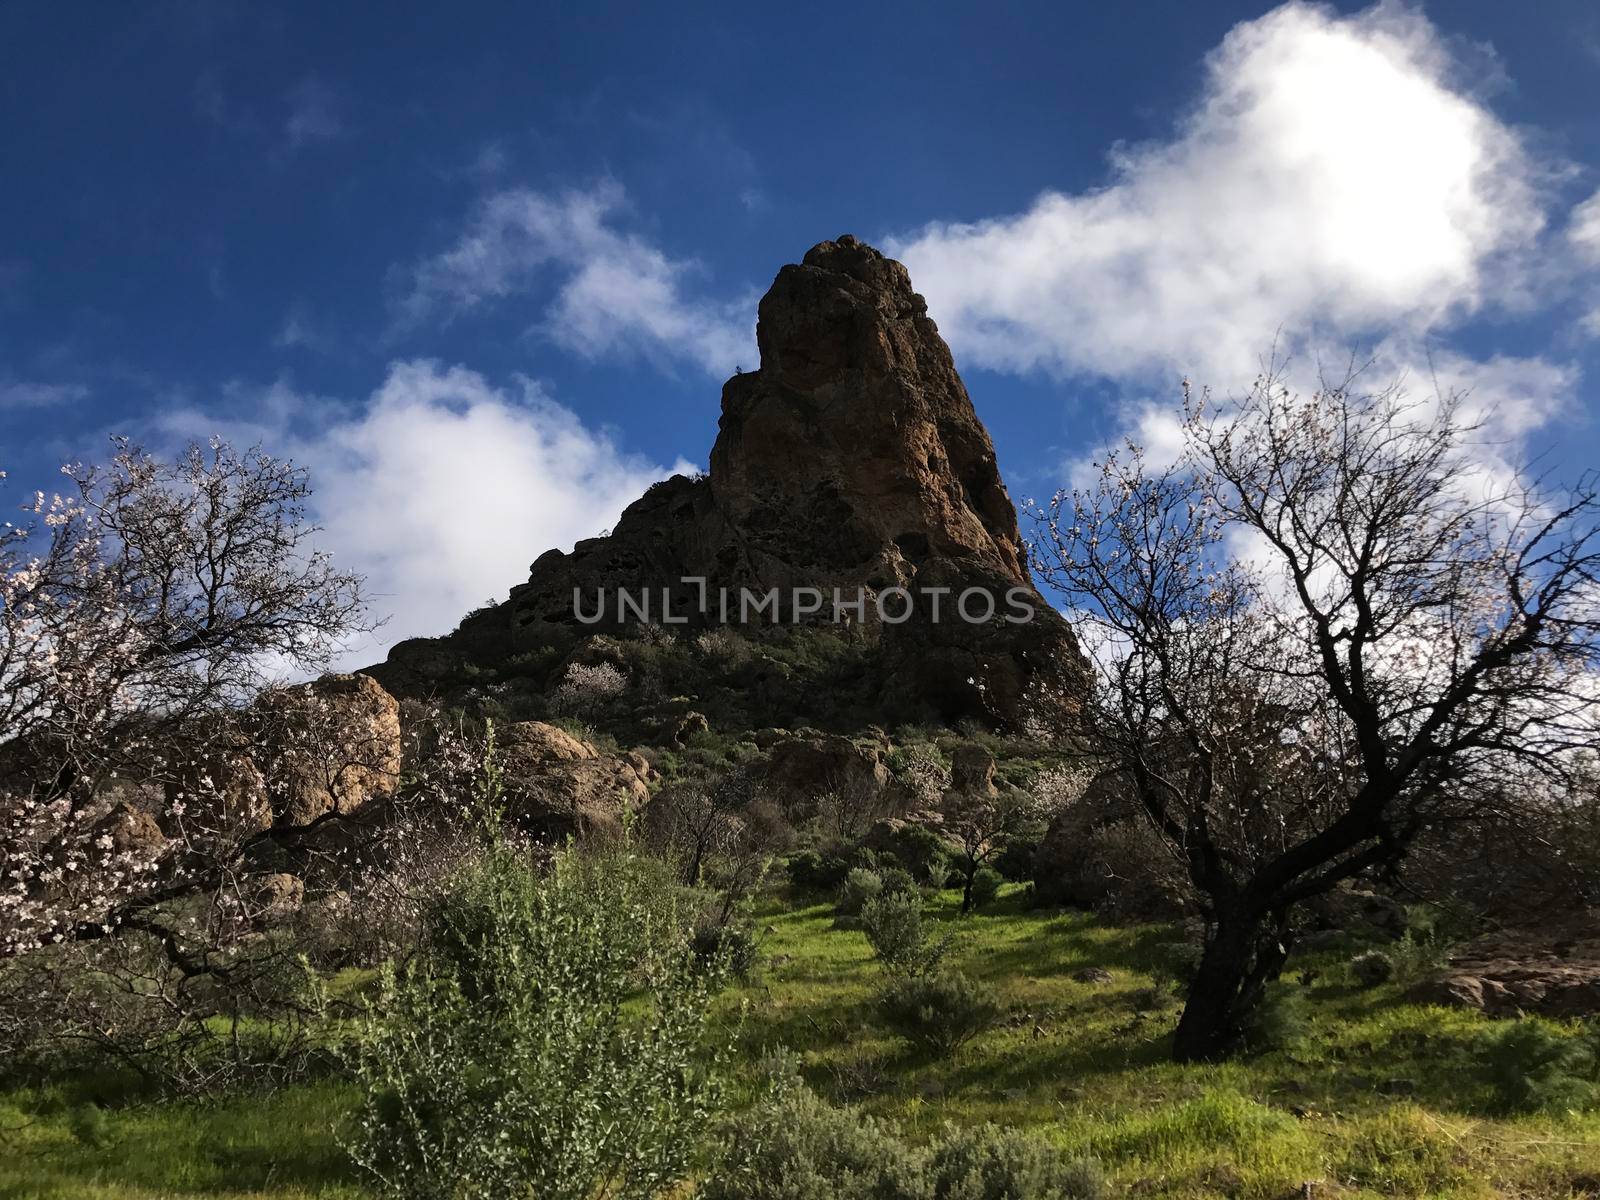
<box><xmin>759</xmin><ymin>732</ymin><xmax>897</xmax><ymax>812</ymax></box>
<box><xmin>369</xmin><ymin>236</ymin><xmax>1087</xmax><ymax>731</ymax></box>
<box><xmin>1408</xmin><ymin>927</ymin><xmax>1600</xmax><ymax>1019</ymax></box>
<box><xmin>948</xmin><ymin>744</ymin><xmax>999</xmax><ymax>798</ymax></box>
<box><xmin>496</xmin><ymin>721</ymin><xmax>655</xmax><ymax>842</ymax></box>
<box><xmin>1410</xmin><ymin>965</ymin><xmax>1600</xmax><ymax>1019</ymax></box>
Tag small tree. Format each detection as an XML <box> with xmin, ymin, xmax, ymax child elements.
<box><xmin>941</xmin><ymin>786</ymin><xmax>1053</xmax><ymax>914</ymax></box>
<box><xmin>1030</xmin><ymin>371</ymin><xmax>1600</xmax><ymax>1060</ymax></box>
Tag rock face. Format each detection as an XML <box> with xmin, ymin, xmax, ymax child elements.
<box><xmin>370</xmin><ymin>236</ymin><xmax>1086</xmax><ymax>730</ymax></box>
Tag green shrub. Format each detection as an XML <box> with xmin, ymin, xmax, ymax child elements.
<box><xmin>1481</xmin><ymin>1020</ymin><xmax>1595</xmax><ymax>1113</ymax></box>
<box><xmin>1242</xmin><ymin>985</ymin><xmax>1308</xmax><ymax>1054</ymax></box>
<box><xmin>930</xmin><ymin>1122</ymin><xmax>1105</xmax><ymax>1200</ymax></box>
<box><xmin>880</xmin><ymin>866</ymin><xmax>919</xmax><ymax>897</ymax></box>
<box><xmin>701</xmin><ymin>1085</ymin><xmax>1103</xmax><ymax>1200</ymax></box>
<box><xmin>877</xmin><ymin>822</ymin><xmax>954</xmax><ymax>884</ymax></box>
<box><xmin>837</xmin><ymin>868</ymin><xmax>885</xmax><ymax>919</ymax></box>
<box><xmin>693</xmin><ymin>919</ymin><xmax>760</xmax><ymax>982</ymax></box>
<box><xmin>989</xmin><ymin>839</ymin><xmax>1040</xmax><ymax>882</ymax></box>
<box><xmin>785</xmin><ymin>850</ymin><xmax>850</xmax><ymax>894</ymax></box>
<box><xmin>66</xmin><ymin>1103</ymin><xmax>114</xmax><ymax>1149</ymax></box>
<box><xmin>968</xmin><ymin>867</ymin><xmax>1004</xmax><ymax>910</ymax></box>
<box><xmin>700</xmin><ymin>1082</ymin><xmax>927</xmax><ymax>1200</ymax></box>
<box><xmin>1388</xmin><ymin>928</ymin><xmax>1465</xmax><ymax>985</ymax></box>
<box><xmin>1148</xmin><ymin>940</ymin><xmax>1204</xmax><ymax>996</ymax></box>
<box><xmin>860</xmin><ymin>890</ymin><xmax>951</xmax><ymax>978</ymax></box>
<box><xmin>861</xmin><ymin>890</ymin><xmax>923</xmax><ymax>970</ymax></box>
<box><xmin>347</xmin><ymin>846</ymin><xmax>729</xmax><ymax>1200</ymax></box>
<box><xmin>1350</xmin><ymin>949</ymin><xmax>1395</xmax><ymax>989</ymax></box>
<box><xmin>879</xmin><ymin>970</ymin><xmax>999</xmax><ymax>1056</ymax></box>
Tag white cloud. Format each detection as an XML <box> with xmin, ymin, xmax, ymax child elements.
<box><xmin>394</xmin><ymin>182</ymin><xmax>754</xmax><ymax>376</ymax></box>
<box><xmin>148</xmin><ymin>360</ymin><xmax>692</xmax><ymax>670</ymax></box>
<box><xmin>1572</xmin><ymin>190</ymin><xmax>1600</xmax><ymax>261</ymax></box>
<box><xmin>890</xmin><ymin>1</ymin><xmax>1551</xmax><ymax>390</ymax></box>
<box><xmin>0</xmin><ymin>378</ymin><xmax>88</xmax><ymax>409</ymax></box>
<box><xmin>1569</xmin><ymin>189</ymin><xmax>1600</xmax><ymax>337</ymax></box>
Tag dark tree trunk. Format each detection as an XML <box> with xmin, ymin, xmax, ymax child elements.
<box><xmin>1172</xmin><ymin>906</ymin><xmax>1291</xmax><ymax>1062</ymax></box>
<box><xmin>959</xmin><ymin>859</ymin><xmax>976</xmax><ymax>914</ymax></box>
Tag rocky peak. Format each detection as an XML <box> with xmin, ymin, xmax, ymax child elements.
<box><xmin>711</xmin><ymin>234</ymin><xmax>1028</xmax><ymax>589</ymax></box>
<box><xmin>369</xmin><ymin>237</ymin><xmax>1086</xmax><ymax>730</ymax></box>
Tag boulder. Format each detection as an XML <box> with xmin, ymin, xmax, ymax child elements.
<box><xmin>256</xmin><ymin>673</ymin><xmax>402</xmax><ymax>827</ymax></box>
<box><xmin>497</xmin><ymin>721</ymin><xmax>655</xmax><ymax>842</ymax></box>
<box><xmin>1405</xmin><ymin>924</ymin><xmax>1600</xmax><ymax>1018</ymax></box>
<box><xmin>249</xmin><ymin>872</ymin><xmax>305</xmax><ymax>920</ymax></box>
<box><xmin>948</xmin><ymin>743</ymin><xmax>998</xmax><ymax>798</ymax></box>
<box><xmin>1032</xmin><ymin>806</ymin><xmax>1188</xmax><ymax>920</ymax></box>
<box><xmin>760</xmin><ymin>733</ymin><xmax>893</xmax><ymax>811</ymax></box>
<box><xmin>93</xmin><ymin>801</ymin><xmax>168</xmax><ymax>861</ymax></box>
<box><xmin>1409</xmin><ymin>962</ymin><xmax>1600</xmax><ymax>1018</ymax></box>
<box><xmin>673</xmin><ymin>711</ymin><xmax>711</xmax><ymax>745</ymax></box>
<box><xmin>1304</xmin><ymin>885</ymin><xmax>1408</xmax><ymax>939</ymax></box>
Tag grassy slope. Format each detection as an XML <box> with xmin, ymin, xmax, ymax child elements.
<box><xmin>5</xmin><ymin>887</ymin><xmax>1600</xmax><ymax>1199</ymax></box>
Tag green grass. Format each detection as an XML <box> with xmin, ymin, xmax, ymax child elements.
<box><xmin>0</xmin><ymin>1081</ymin><xmax>360</xmax><ymax>1199</ymax></box>
<box><xmin>5</xmin><ymin>885</ymin><xmax>1600</xmax><ymax>1198</ymax></box>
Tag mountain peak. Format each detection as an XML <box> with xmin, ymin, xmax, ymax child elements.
<box><xmin>369</xmin><ymin>239</ymin><xmax>1086</xmax><ymax>731</ymax></box>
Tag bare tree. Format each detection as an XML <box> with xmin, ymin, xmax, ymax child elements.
<box><xmin>1029</xmin><ymin>371</ymin><xmax>1600</xmax><ymax>1060</ymax></box>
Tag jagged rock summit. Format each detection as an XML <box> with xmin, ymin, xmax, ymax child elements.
<box><xmin>370</xmin><ymin>236</ymin><xmax>1085</xmax><ymax>730</ymax></box>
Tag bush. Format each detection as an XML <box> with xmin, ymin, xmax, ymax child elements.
<box><xmin>930</xmin><ymin>1123</ymin><xmax>1105</xmax><ymax>1200</ymax></box>
<box><xmin>859</xmin><ymin>890</ymin><xmax>951</xmax><ymax>979</ymax></box>
<box><xmin>347</xmin><ymin>846</ymin><xmax>729</xmax><ymax>1200</ymax></box>
<box><xmin>1148</xmin><ymin>940</ymin><xmax>1203</xmax><ymax>997</ymax></box>
<box><xmin>549</xmin><ymin>661</ymin><xmax>628</xmax><ymax>715</ymax></box>
<box><xmin>700</xmin><ymin>1083</ymin><xmax>928</xmax><ymax>1200</ymax></box>
<box><xmin>1482</xmin><ymin>1020</ymin><xmax>1596</xmax><ymax>1113</ymax></box>
<box><xmin>693</xmin><ymin>919</ymin><xmax>760</xmax><ymax>982</ymax></box>
<box><xmin>968</xmin><ymin>867</ymin><xmax>1004</xmax><ymax>910</ymax></box>
<box><xmin>1388</xmin><ymin>929</ymin><xmax>1458</xmax><ymax>987</ymax></box>
<box><xmin>989</xmin><ymin>839</ymin><xmax>1040</xmax><ymax>883</ymax></box>
<box><xmin>880</xmin><ymin>866</ymin><xmax>919</xmax><ymax>898</ymax></box>
<box><xmin>701</xmin><ymin>1084</ymin><xmax>1104</xmax><ymax>1200</ymax></box>
<box><xmin>1241</xmin><ymin>985</ymin><xmax>1308</xmax><ymax>1055</ymax></box>
<box><xmin>878</xmin><ymin>970</ymin><xmax>999</xmax><ymax>1056</ymax></box>
<box><xmin>66</xmin><ymin>1103</ymin><xmax>114</xmax><ymax>1150</ymax></box>
<box><xmin>836</xmin><ymin>868</ymin><xmax>885</xmax><ymax>919</ymax></box>
<box><xmin>1350</xmin><ymin>949</ymin><xmax>1395</xmax><ymax>989</ymax></box>
<box><xmin>785</xmin><ymin>850</ymin><xmax>850</xmax><ymax>894</ymax></box>
<box><xmin>876</xmin><ymin>822</ymin><xmax>953</xmax><ymax>884</ymax></box>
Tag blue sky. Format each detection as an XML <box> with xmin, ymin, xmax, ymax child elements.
<box><xmin>4</xmin><ymin>1</ymin><xmax>1600</xmax><ymax>665</ymax></box>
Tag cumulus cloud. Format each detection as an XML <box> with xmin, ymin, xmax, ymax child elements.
<box><xmin>394</xmin><ymin>182</ymin><xmax>754</xmax><ymax>376</ymax></box>
<box><xmin>150</xmin><ymin>361</ymin><xmax>691</xmax><ymax>669</ymax></box>
<box><xmin>890</xmin><ymin>2</ymin><xmax>1552</xmax><ymax>392</ymax></box>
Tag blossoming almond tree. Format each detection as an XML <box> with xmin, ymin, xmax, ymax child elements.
<box><xmin>1029</xmin><ymin>371</ymin><xmax>1600</xmax><ymax>1061</ymax></box>
<box><xmin>0</xmin><ymin>439</ymin><xmax>383</xmax><ymax>1084</ymax></box>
